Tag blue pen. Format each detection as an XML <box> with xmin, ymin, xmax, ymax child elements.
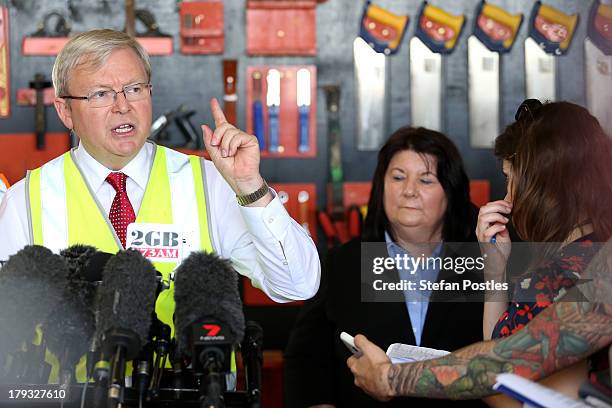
<box><xmin>490</xmin><ymin>236</ymin><xmax>496</xmax><ymax>243</ymax></box>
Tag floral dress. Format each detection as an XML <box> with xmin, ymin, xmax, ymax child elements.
<box><xmin>492</xmin><ymin>234</ymin><xmax>596</xmax><ymax>339</ymax></box>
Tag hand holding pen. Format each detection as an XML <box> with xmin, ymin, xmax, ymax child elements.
<box><xmin>476</xmin><ymin>200</ymin><xmax>513</xmax><ymax>275</ymax></box>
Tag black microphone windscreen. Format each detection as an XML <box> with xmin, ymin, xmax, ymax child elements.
<box><xmin>0</xmin><ymin>246</ymin><xmax>68</xmax><ymax>357</ymax></box>
<box><xmin>60</xmin><ymin>246</ymin><xmax>113</xmax><ymax>318</ymax></box>
<box><xmin>60</xmin><ymin>245</ymin><xmax>99</xmax><ymax>279</ymax></box>
<box><xmin>43</xmin><ymin>290</ymin><xmax>93</xmax><ymax>367</ymax></box>
<box><xmin>95</xmin><ymin>250</ymin><xmax>157</xmax><ymax>346</ymax></box>
<box><xmin>60</xmin><ymin>245</ymin><xmax>112</xmax><ymax>283</ymax></box>
<box><xmin>45</xmin><ymin>245</ymin><xmax>105</xmax><ymax>366</ymax></box>
<box><xmin>174</xmin><ymin>252</ymin><xmax>245</xmax><ymax>355</ymax></box>
<box><xmin>83</xmin><ymin>252</ymin><xmax>113</xmax><ymax>283</ymax></box>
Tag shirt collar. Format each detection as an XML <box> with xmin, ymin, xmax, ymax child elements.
<box><xmin>73</xmin><ymin>140</ymin><xmax>153</xmax><ymax>192</ymax></box>
<box><xmin>385</xmin><ymin>230</ymin><xmax>443</xmax><ymax>281</ymax></box>
<box><xmin>384</xmin><ymin>230</ymin><xmax>443</xmax><ymax>258</ymax></box>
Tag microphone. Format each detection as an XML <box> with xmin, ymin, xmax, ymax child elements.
<box><xmin>136</xmin><ymin>271</ymin><xmax>165</xmax><ymax>404</ymax></box>
<box><xmin>59</xmin><ymin>246</ymin><xmax>113</xmax><ymax>370</ymax></box>
<box><xmin>95</xmin><ymin>249</ymin><xmax>157</xmax><ymax>408</ymax></box>
<box><xmin>60</xmin><ymin>244</ymin><xmax>113</xmax><ymax>285</ymax></box>
<box><xmin>174</xmin><ymin>252</ymin><xmax>245</xmax><ymax>408</ymax></box>
<box><xmin>42</xmin><ymin>275</ymin><xmax>94</xmax><ymax>389</ymax></box>
<box><xmin>242</xmin><ymin>321</ymin><xmax>263</xmax><ymax>408</ymax></box>
<box><xmin>142</xmin><ymin>272</ymin><xmax>171</xmax><ymax>403</ymax></box>
<box><xmin>38</xmin><ymin>245</ymin><xmax>113</xmax><ymax>402</ymax></box>
<box><xmin>59</xmin><ymin>246</ymin><xmax>115</xmax><ymax>408</ymax></box>
<box><xmin>0</xmin><ymin>246</ymin><xmax>68</xmax><ymax>383</ymax></box>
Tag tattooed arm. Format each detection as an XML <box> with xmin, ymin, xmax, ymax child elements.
<box><xmin>347</xmin><ymin>243</ymin><xmax>612</xmax><ymax>400</ymax></box>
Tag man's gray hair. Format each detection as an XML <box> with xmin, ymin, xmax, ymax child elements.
<box><xmin>52</xmin><ymin>29</ymin><xmax>151</xmax><ymax>96</ymax></box>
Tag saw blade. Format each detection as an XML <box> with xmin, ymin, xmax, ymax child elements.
<box><xmin>353</xmin><ymin>37</ymin><xmax>387</xmax><ymax>151</ymax></box>
<box><xmin>410</xmin><ymin>36</ymin><xmax>442</xmax><ymax>131</ymax></box>
<box><xmin>468</xmin><ymin>35</ymin><xmax>500</xmax><ymax>148</ymax></box>
<box><xmin>525</xmin><ymin>36</ymin><xmax>556</xmax><ymax>102</ymax></box>
<box><xmin>585</xmin><ymin>37</ymin><xmax>612</xmax><ymax>134</ymax></box>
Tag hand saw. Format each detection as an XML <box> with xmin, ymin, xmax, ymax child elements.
<box><xmin>468</xmin><ymin>1</ymin><xmax>522</xmax><ymax>148</ymax></box>
<box><xmin>525</xmin><ymin>1</ymin><xmax>579</xmax><ymax>102</ymax></box>
<box><xmin>354</xmin><ymin>1</ymin><xmax>408</xmax><ymax>151</ymax></box>
<box><xmin>585</xmin><ymin>0</ymin><xmax>612</xmax><ymax>135</ymax></box>
<box><xmin>0</xmin><ymin>4</ymin><xmax>8</xmax><ymax>118</ymax></box>
<box><xmin>411</xmin><ymin>2</ymin><xmax>464</xmax><ymax>132</ymax></box>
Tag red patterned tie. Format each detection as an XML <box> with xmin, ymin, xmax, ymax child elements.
<box><xmin>106</xmin><ymin>172</ymin><xmax>136</xmax><ymax>248</ymax></box>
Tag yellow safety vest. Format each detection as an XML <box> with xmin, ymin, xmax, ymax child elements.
<box><xmin>26</xmin><ymin>144</ymin><xmax>215</xmax><ymax>382</ymax></box>
<box><xmin>0</xmin><ymin>173</ymin><xmax>9</xmax><ymax>189</ymax></box>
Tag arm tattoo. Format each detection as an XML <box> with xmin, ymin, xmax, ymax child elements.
<box><xmin>387</xmin><ymin>243</ymin><xmax>612</xmax><ymax>400</ymax></box>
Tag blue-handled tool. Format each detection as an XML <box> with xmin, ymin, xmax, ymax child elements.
<box><xmin>252</xmin><ymin>71</ymin><xmax>265</xmax><ymax>150</ymax></box>
<box><xmin>268</xmin><ymin>104</ymin><xmax>280</xmax><ymax>152</ymax></box>
<box><xmin>297</xmin><ymin>68</ymin><xmax>311</xmax><ymax>153</ymax></box>
<box><xmin>266</xmin><ymin>69</ymin><xmax>281</xmax><ymax>153</ymax></box>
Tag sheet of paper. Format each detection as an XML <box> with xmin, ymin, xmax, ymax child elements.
<box><xmin>386</xmin><ymin>343</ymin><xmax>450</xmax><ymax>364</ymax></box>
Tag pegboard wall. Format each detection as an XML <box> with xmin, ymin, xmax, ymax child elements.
<box><xmin>0</xmin><ymin>0</ymin><xmax>594</xmax><ymax>206</ymax></box>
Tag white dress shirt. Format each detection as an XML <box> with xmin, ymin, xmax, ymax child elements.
<box><xmin>0</xmin><ymin>142</ymin><xmax>320</xmax><ymax>302</ymax></box>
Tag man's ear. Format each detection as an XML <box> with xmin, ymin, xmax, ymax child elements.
<box><xmin>54</xmin><ymin>97</ymin><xmax>73</xmax><ymax>130</ymax></box>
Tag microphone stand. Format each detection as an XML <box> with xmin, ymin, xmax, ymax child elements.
<box><xmin>136</xmin><ymin>345</ymin><xmax>152</xmax><ymax>408</ymax></box>
<box><xmin>243</xmin><ymin>322</ymin><xmax>263</xmax><ymax>408</ymax></box>
<box><xmin>198</xmin><ymin>347</ymin><xmax>226</xmax><ymax>408</ymax></box>
<box><xmin>170</xmin><ymin>340</ymin><xmax>184</xmax><ymax>401</ymax></box>
<box><xmin>92</xmin><ymin>352</ymin><xmax>110</xmax><ymax>408</ymax></box>
<box><xmin>108</xmin><ymin>344</ymin><xmax>126</xmax><ymax>408</ymax></box>
<box><xmin>103</xmin><ymin>328</ymin><xmax>141</xmax><ymax>408</ymax></box>
<box><xmin>148</xmin><ymin>323</ymin><xmax>171</xmax><ymax>401</ymax></box>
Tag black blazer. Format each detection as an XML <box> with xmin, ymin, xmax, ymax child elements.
<box><xmin>284</xmin><ymin>238</ymin><xmax>487</xmax><ymax>408</ymax></box>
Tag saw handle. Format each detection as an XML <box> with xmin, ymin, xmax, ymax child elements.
<box><xmin>359</xmin><ymin>1</ymin><xmax>409</xmax><ymax>54</ymax></box>
<box><xmin>528</xmin><ymin>1</ymin><xmax>578</xmax><ymax>55</ymax></box>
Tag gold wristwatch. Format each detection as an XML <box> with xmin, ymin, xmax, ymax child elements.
<box><xmin>236</xmin><ymin>180</ymin><xmax>269</xmax><ymax>206</ymax></box>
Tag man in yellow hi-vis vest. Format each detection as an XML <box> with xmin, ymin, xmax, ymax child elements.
<box><xmin>0</xmin><ymin>30</ymin><xmax>320</xmax><ymax>381</ymax></box>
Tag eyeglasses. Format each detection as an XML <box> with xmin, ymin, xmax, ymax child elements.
<box><xmin>60</xmin><ymin>82</ymin><xmax>152</xmax><ymax>108</ymax></box>
<box><xmin>514</xmin><ymin>98</ymin><xmax>542</xmax><ymax>122</ymax></box>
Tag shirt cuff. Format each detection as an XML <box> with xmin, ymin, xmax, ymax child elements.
<box><xmin>237</xmin><ymin>190</ymin><xmax>291</xmax><ymax>240</ymax></box>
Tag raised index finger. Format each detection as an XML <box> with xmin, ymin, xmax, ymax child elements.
<box><xmin>210</xmin><ymin>97</ymin><xmax>227</xmax><ymax>127</ymax></box>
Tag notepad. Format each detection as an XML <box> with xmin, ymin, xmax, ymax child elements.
<box><xmin>493</xmin><ymin>373</ymin><xmax>589</xmax><ymax>408</ymax></box>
